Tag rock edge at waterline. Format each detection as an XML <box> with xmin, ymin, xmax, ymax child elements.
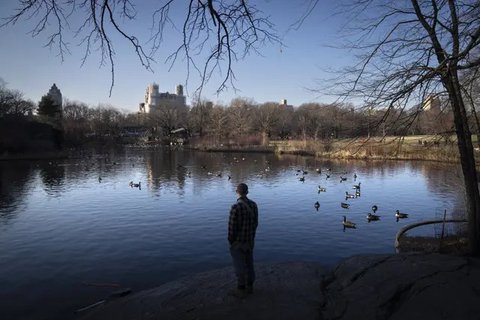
<box><xmin>78</xmin><ymin>254</ymin><xmax>480</xmax><ymax>320</ymax></box>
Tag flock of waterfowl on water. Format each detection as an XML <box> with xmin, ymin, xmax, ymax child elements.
<box><xmin>95</xmin><ymin>156</ymin><xmax>410</xmax><ymax>230</ymax></box>
<box><xmin>295</xmin><ymin>167</ymin><xmax>410</xmax><ymax>230</ymax></box>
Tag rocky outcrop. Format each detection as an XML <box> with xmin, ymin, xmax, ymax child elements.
<box><xmin>78</xmin><ymin>254</ymin><xmax>480</xmax><ymax>320</ymax></box>
<box><xmin>79</xmin><ymin>262</ymin><xmax>325</xmax><ymax>320</ymax></box>
<box><xmin>320</xmin><ymin>253</ymin><xmax>480</xmax><ymax>320</ymax></box>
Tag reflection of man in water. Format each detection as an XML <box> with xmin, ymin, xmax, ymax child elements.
<box><xmin>228</xmin><ymin>183</ymin><xmax>258</xmax><ymax>298</ymax></box>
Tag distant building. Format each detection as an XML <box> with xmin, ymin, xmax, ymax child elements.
<box><xmin>47</xmin><ymin>84</ymin><xmax>62</xmax><ymax>107</ymax></box>
<box><xmin>278</xmin><ymin>98</ymin><xmax>294</xmax><ymax>111</ymax></box>
<box><xmin>46</xmin><ymin>83</ymin><xmax>63</xmax><ymax>120</ymax></box>
<box><xmin>422</xmin><ymin>95</ymin><xmax>441</xmax><ymax>112</ymax></box>
<box><xmin>139</xmin><ymin>83</ymin><xmax>186</xmax><ymax>113</ymax></box>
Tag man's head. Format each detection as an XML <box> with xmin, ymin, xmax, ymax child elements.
<box><xmin>236</xmin><ymin>183</ymin><xmax>248</xmax><ymax>196</ymax></box>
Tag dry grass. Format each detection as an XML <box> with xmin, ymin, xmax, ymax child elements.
<box><xmin>271</xmin><ymin>136</ymin><xmax>463</xmax><ymax>162</ymax></box>
<box><xmin>398</xmin><ymin>235</ymin><xmax>469</xmax><ymax>255</ymax></box>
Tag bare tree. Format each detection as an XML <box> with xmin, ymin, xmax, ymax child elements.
<box><xmin>209</xmin><ymin>104</ymin><xmax>228</xmax><ymax>143</ymax></box>
<box><xmin>2</xmin><ymin>1</ymin><xmax>280</xmax><ymax>95</ymax></box>
<box><xmin>275</xmin><ymin>104</ymin><xmax>294</xmax><ymax>140</ymax></box>
<box><xmin>294</xmin><ymin>104</ymin><xmax>316</xmax><ymax>142</ymax></box>
<box><xmin>0</xmin><ymin>86</ymin><xmax>35</xmax><ymax>117</ymax></box>
<box><xmin>227</xmin><ymin>97</ymin><xmax>255</xmax><ymax>137</ymax></box>
<box><xmin>63</xmin><ymin>100</ymin><xmax>92</xmax><ymax>142</ymax></box>
<box><xmin>321</xmin><ymin>0</ymin><xmax>480</xmax><ymax>253</ymax></box>
<box><xmin>89</xmin><ymin>104</ymin><xmax>125</xmax><ymax>135</ymax></box>
<box><xmin>462</xmin><ymin>65</ymin><xmax>480</xmax><ymax>148</ymax></box>
<box><xmin>188</xmin><ymin>97</ymin><xmax>213</xmax><ymax>137</ymax></box>
<box><xmin>255</xmin><ymin>102</ymin><xmax>280</xmax><ymax>145</ymax></box>
<box><xmin>149</xmin><ymin>104</ymin><xmax>188</xmax><ymax>137</ymax></box>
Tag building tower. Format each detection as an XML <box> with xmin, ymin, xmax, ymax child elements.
<box><xmin>141</xmin><ymin>83</ymin><xmax>187</xmax><ymax>114</ymax></box>
<box><xmin>145</xmin><ymin>83</ymin><xmax>160</xmax><ymax>113</ymax></box>
<box><xmin>47</xmin><ymin>83</ymin><xmax>63</xmax><ymax>119</ymax></box>
<box><xmin>423</xmin><ymin>95</ymin><xmax>441</xmax><ymax>112</ymax></box>
<box><xmin>176</xmin><ymin>84</ymin><xmax>184</xmax><ymax>96</ymax></box>
<box><xmin>47</xmin><ymin>84</ymin><xmax>62</xmax><ymax>107</ymax></box>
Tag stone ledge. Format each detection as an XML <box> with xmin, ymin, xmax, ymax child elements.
<box><xmin>78</xmin><ymin>254</ymin><xmax>480</xmax><ymax>320</ymax></box>
<box><xmin>78</xmin><ymin>262</ymin><xmax>325</xmax><ymax>320</ymax></box>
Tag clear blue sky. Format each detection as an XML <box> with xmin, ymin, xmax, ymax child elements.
<box><xmin>0</xmin><ymin>0</ymin><xmax>351</xmax><ymax>112</ymax></box>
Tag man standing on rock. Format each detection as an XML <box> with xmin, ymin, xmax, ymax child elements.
<box><xmin>228</xmin><ymin>183</ymin><xmax>259</xmax><ymax>298</ymax></box>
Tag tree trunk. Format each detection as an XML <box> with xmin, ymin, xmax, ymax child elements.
<box><xmin>262</xmin><ymin>131</ymin><xmax>269</xmax><ymax>146</ymax></box>
<box><xmin>470</xmin><ymin>107</ymin><xmax>480</xmax><ymax>150</ymax></box>
<box><xmin>444</xmin><ymin>72</ymin><xmax>480</xmax><ymax>255</ymax></box>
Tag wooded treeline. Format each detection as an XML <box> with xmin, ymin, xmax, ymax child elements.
<box><xmin>0</xmin><ymin>83</ymin><xmax>469</xmax><ymax>151</ymax></box>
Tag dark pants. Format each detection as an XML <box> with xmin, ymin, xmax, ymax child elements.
<box><xmin>229</xmin><ymin>244</ymin><xmax>255</xmax><ymax>288</ymax></box>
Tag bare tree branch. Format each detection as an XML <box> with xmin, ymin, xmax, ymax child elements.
<box><xmin>1</xmin><ymin>0</ymin><xmax>280</xmax><ymax>96</ymax></box>
<box><xmin>314</xmin><ymin>0</ymin><xmax>480</xmax><ymax>253</ymax></box>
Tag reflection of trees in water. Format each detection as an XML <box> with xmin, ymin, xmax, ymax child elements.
<box><xmin>59</xmin><ymin>147</ymin><xmax>147</xmax><ymax>187</ymax></box>
<box><xmin>143</xmin><ymin>150</ymin><xmax>464</xmax><ymax>198</ymax></box>
<box><xmin>146</xmin><ymin>149</ymin><xmax>191</xmax><ymax>193</ymax></box>
<box><xmin>145</xmin><ymin>150</ymin><xmax>275</xmax><ymax>193</ymax></box>
<box><xmin>405</xmin><ymin>161</ymin><xmax>465</xmax><ymax>232</ymax></box>
<box><xmin>145</xmin><ymin>150</ymin><xmax>299</xmax><ymax>194</ymax></box>
<box><xmin>282</xmin><ymin>157</ymin><xmax>406</xmax><ymax>179</ymax></box>
<box><xmin>39</xmin><ymin>162</ymin><xmax>66</xmax><ymax>196</ymax></box>
<box><xmin>409</xmin><ymin>162</ymin><xmax>463</xmax><ymax>198</ymax></box>
<box><xmin>2</xmin><ymin>148</ymin><xmax>464</xmax><ymax>218</ymax></box>
<box><xmin>0</xmin><ymin>162</ymin><xmax>36</xmax><ymax>223</ymax></box>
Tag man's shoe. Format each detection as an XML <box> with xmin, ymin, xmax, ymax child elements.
<box><xmin>228</xmin><ymin>288</ymin><xmax>247</xmax><ymax>299</ymax></box>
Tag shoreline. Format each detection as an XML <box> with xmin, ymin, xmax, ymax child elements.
<box><xmin>0</xmin><ymin>139</ymin><xmax>467</xmax><ymax>165</ymax></box>
<box><xmin>77</xmin><ymin>253</ymin><xmax>480</xmax><ymax>320</ymax></box>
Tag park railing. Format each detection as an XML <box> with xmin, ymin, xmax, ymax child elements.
<box><xmin>395</xmin><ymin>218</ymin><xmax>468</xmax><ymax>254</ymax></box>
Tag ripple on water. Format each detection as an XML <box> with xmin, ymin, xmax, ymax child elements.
<box><xmin>0</xmin><ymin>151</ymin><xmax>465</xmax><ymax>320</ymax></box>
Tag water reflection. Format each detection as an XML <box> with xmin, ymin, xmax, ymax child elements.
<box><xmin>39</xmin><ymin>162</ymin><xmax>66</xmax><ymax>196</ymax></box>
<box><xmin>0</xmin><ymin>147</ymin><xmax>469</xmax><ymax>320</ymax></box>
<box><xmin>0</xmin><ymin>161</ymin><xmax>35</xmax><ymax>223</ymax></box>
<box><xmin>146</xmin><ymin>148</ymin><xmax>189</xmax><ymax>193</ymax></box>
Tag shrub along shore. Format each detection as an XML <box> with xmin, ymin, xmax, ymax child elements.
<box><xmin>1</xmin><ymin>135</ymin><xmax>473</xmax><ymax>164</ymax></box>
<box><xmin>190</xmin><ymin>135</ymin><xmax>470</xmax><ymax>164</ymax></box>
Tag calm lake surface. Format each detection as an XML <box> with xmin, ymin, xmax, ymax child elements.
<box><xmin>0</xmin><ymin>147</ymin><xmax>466</xmax><ymax>319</ymax></box>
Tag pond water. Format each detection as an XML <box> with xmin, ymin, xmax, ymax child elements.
<box><xmin>0</xmin><ymin>147</ymin><xmax>466</xmax><ymax>319</ymax></box>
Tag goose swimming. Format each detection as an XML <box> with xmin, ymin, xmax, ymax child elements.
<box><xmin>342</xmin><ymin>216</ymin><xmax>356</xmax><ymax>228</ymax></box>
<box><xmin>367</xmin><ymin>213</ymin><xmax>380</xmax><ymax>221</ymax></box>
<box><xmin>345</xmin><ymin>192</ymin><xmax>356</xmax><ymax>199</ymax></box>
<box><xmin>395</xmin><ymin>210</ymin><xmax>409</xmax><ymax>219</ymax></box>
<box><xmin>341</xmin><ymin>202</ymin><xmax>350</xmax><ymax>209</ymax></box>
<box><xmin>129</xmin><ymin>181</ymin><xmax>141</xmax><ymax>188</ymax></box>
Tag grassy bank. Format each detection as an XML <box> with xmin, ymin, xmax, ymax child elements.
<box><xmin>189</xmin><ymin>135</ymin><xmax>465</xmax><ymax>162</ymax></box>
<box><xmin>189</xmin><ymin>144</ymin><xmax>275</xmax><ymax>153</ymax></box>
<box><xmin>270</xmin><ymin>136</ymin><xmax>466</xmax><ymax>163</ymax></box>
<box><xmin>2</xmin><ymin>135</ymin><xmax>469</xmax><ymax>163</ymax></box>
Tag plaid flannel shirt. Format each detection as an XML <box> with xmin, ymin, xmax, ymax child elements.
<box><xmin>228</xmin><ymin>196</ymin><xmax>258</xmax><ymax>247</ymax></box>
